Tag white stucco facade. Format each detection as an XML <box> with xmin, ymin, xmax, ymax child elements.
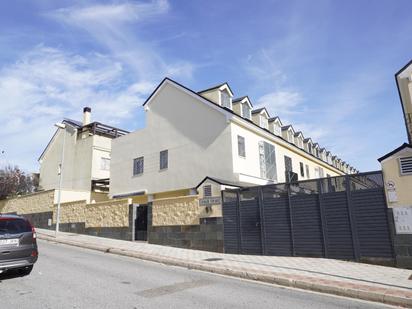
<box><xmin>110</xmin><ymin>79</ymin><xmax>346</xmax><ymax>197</ymax></box>
<box><xmin>38</xmin><ymin>113</ymin><xmax>123</xmax><ymax>203</ymax></box>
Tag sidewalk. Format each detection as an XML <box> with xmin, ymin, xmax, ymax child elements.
<box><xmin>37</xmin><ymin>228</ymin><xmax>412</xmax><ymax>308</ymax></box>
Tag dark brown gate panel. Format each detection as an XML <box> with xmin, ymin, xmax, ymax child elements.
<box><xmin>262</xmin><ymin>186</ymin><xmax>292</xmax><ymax>256</ymax></box>
<box><xmin>222</xmin><ymin>191</ymin><xmax>240</xmax><ymax>254</ymax></box>
<box><xmin>239</xmin><ymin>188</ymin><xmax>262</xmax><ymax>255</ymax></box>
<box><xmin>322</xmin><ymin>191</ymin><xmax>355</xmax><ymax>260</ymax></box>
<box><xmin>290</xmin><ymin>194</ymin><xmax>324</xmax><ymax>257</ymax></box>
<box><xmin>351</xmin><ymin>188</ymin><xmax>393</xmax><ymax>258</ymax></box>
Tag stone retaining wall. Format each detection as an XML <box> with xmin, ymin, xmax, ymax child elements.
<box><xmin>152</xmin><ymin>195</ymin><xmax>200</xmax><ymax>226</ymax></box>
<box><xmin>0</xmin><ymin>190</ymin><xmax>55</xmax><ymax>214</ymax></box>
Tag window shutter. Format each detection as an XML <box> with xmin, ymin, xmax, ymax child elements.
<box><xmin>203</xmin><ymin>185</ymin><xmax>212</xmax><ymax>197</ymax></box>
<box><xmin>400</xmin><ymin>156</ymin><xmax>412</xmax><ymax>175</ymax></box>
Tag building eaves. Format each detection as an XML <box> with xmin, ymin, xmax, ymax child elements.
<box><xmin>195</xmin><ymin>176</ymin><xmax>243</xmax><ymax>190</ymax></box>
<box><xmin>197</xmin><ymin>82</ymin><xmax>234</xmax><ymax>97</ymax></box>
<box><xmin>251</xmin><ymin>107</ymin><xmax>267</xmax><ymax>115</ymax></box>
<box><xmin>281</xmin><ymin>125</ymin><xmax>292</xmax><ymax>131</ymax></box>
<box><xmin>395</xmin><ymin>59</ymin><xmax>412</xmax><ymax>143</ymax></box>
<box><xmin>378</xmin><ymin>143</ymin><xmax>412</xmax><ymax>162</ymax></box>
<box><xmin>232</xmin><ymin>96</ymin><xmax>248</xmax><ymax>103</ymax></box>
<box><xmin>268</xmin><ymin>116</ymin><xmax>282</xmax><ymax>125</ymax></box>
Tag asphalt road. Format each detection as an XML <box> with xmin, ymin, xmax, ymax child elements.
<box><xmin>0</xmin><ymin>240</ymin><xmax>393</xmax><ymax>309</ymax></box>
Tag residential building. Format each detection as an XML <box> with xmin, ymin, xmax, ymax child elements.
<box><xmin>110</xmin><ymin>78</ymin><xmax>355</xmax><ymax>199</ymax></box>
<box><xmin>395</xmin><ymin>60</ymin><xmax>412</xmax><ymax>143</ymax></box>
<box><xmin>38</xmin><ymin>107</ymin><xmax>128</xmax><ymax>203</ymax></box>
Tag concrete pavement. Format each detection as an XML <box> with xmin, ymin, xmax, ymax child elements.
<box><xmin>0</xmin><ymin>240</ymin><xmax>394</xmax><ymax>309</ymax></box>
<box><xmin>37</xmin><ymin>229</ymin><xmax>412</xmax><ymax>308</ymax></box>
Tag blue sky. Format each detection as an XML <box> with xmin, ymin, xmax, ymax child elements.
<box><xmin>0</xmin><ymin>0</ymin><xmax>411</xmax><ymax>172</ymax></box>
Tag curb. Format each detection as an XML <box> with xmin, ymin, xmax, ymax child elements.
<box><xmin>38</xmin><ymin>233</ymin><xmax>412</xmax><ymax>308</ymax></box>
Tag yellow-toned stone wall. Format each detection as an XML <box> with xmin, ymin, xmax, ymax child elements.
<box><xmin>85</xmin><ymin>199</ymin><xmax>129</xmax><ymax>228</ymax></box>
<box><xmin>53</xmin><ymin>200</ymin><xmax>87</xmax><ymax>224</ymax></box>
<box><xmin>0</xmin><ymin>190</ymin><xmax>55</xmax><ymax>214</ymax></box>
<box><xmin>152</xmin><ymin>195</ymin><xmax>200</xmax><ymax>226</ymax></box>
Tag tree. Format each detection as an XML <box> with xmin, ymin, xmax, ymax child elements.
<box><xmin>0</xmin><ymin>165</ymin><xmax>38</xmax><ymax>199</ymax></box>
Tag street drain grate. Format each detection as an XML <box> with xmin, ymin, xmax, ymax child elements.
<box><xmin>203</xmin><ymin>258</ymin><xmax>223</xmax><ymax>262</ymax></box>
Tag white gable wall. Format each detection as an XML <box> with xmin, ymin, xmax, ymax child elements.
<box><xmin>110</xmin><ymin>83</ymin><xmax>235</xmax><ymax>196</ymax></box>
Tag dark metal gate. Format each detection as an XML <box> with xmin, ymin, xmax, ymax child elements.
<box><xmin>135</xmin><ymin>205</ymin><xmax>148</xmax><ymax>241</ymax></box>
<box><xmin>222</xmin><ymin>171</ymin><xmax>394</xmax><ymax>261</ymax></box>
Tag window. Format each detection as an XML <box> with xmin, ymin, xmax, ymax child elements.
<box><xmin>319</xmin><ymin>167</ymin><xmax>325</xmax><ymax>178</ymax></box>
<box><xmin>400</xmin><ymin>156</ymin><xmax>412</xmax><ymax>175</ymax></box>
<box><xmin>133</xmin><ymin>157</ymin><xmax>144</xmax><ymax>175</ymax></box>
<box><xmin>287</xmin><ymin>131</ymin><xmax>293</xmax><ymax>143</ymax></box>
<box><xmin>314</xmin><ymin>167</ymin><xmax>320</xmax><ymax>178</ymax></box>
<box><xmin>221</xmin><ymin>90</ymin><xmax>231</xmax><ymax>109</ymax></box>
<box><xmin>308</xmin><ymin>143</ymin><xmax>312</xmax><ymax>153</ymax></box>
<box><xmin>100</xmin><ymin>157</ymin><xmax>110</xmax><ymax>171</ymax></box>
<box><xmin>241</xmin><ymin>103</ymin><xmax>251</xmax><ymax>119</ymax></box>
<box><xmin>284</xmin><ymin>156</ymin><xmax>292</xmax><ymax>172</ymax></box>
<box><xmin>305</xmin><ymin>164</ymin><xmax>310</xmax><ymax>178</ymax></box>
<box><xmin>160</xmin><ymin>150</ymin><xmax>168</xmax><ymax>170</ymax></box>
<box><xmin>316</xmin><ymin>148</ymin><xmax>319</xmax><ymax>157</ymax></box>
<box><xmin>300</xmin><ymin>162</ymin><xmax>304</xmax><ymax>177</ymax></box>
<box><xmin>259</xmin><ymin>141</ymin><xmax>277</xmax><ymax>180</ymax></box>
<box><xmin>260</xmin><ymin>116</ymin><xmax>268</xmax><ymax>129</ymax></box>
<box><xmin>274</xmin><ymin>123</ymin><xmax>281</xmax><ymax>136</ymax></box>
<box><xmin>237</xmin><ymin>135</ymin><xmax>246</xmax><ymax>157</ymax></box>
<box><xmin>203</xmin><ymin>185</ymin><xmax>212</xmax><ymax>197</ymax></box>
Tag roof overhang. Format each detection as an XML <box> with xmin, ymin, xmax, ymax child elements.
<box><xmin>233</xmin><ymin>96</ymin><xmax>253</xmax><ymax>109</ymax></box>
<box><xmin>378</xmin><ymin>143</ymin><xmax>412</xmax><ymax>163</ymax></box>
<box><xmin>111</xmin><ymin>190</ymin><xmax>147</xmax><ymax>199</ymax></box>
<box><xmin>395</xmin><ymin>59</ymin><xmax>412</xmax><ymax>143</ymax></box>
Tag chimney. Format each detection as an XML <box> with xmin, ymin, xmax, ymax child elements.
<box><xmin>83</xmin><ymin>107</ymin><xmax>91</xmax><ymax>125</ymax></box>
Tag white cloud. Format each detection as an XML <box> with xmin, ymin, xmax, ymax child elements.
<box><xmin>256</xmin><ymin>90</ymin><xmax>303</xmax><ymax>116</ymax></box>
<box><xmin>53</xmin><ymin>0</ymin><xmax>170</xmax><ymax>24</ymax></box>
<box><xmin>48</xmin><ymin>0</ymin><xmax>194</xmax><ymax>81</ymax></box>
<box><xmin>0</xmin><ymin>45</ymin><xmax>153</xmax><ymax>171</ymax></box>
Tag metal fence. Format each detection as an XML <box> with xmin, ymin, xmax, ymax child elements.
<box><xmin>222</xmin><ymin>171</ymin><xmax>394</xmax><ymax>261</ymax></box>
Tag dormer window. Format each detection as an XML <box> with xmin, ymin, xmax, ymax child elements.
<box><xmin>220</xmin><ymin>90</ymin><xmax>232</xmax><ymax>109</ymax></box>
<box><xmin>260</xmin><ymin>116</ymin><xmax>268</xmax><ymax>129</ymax></box>
<box><xmin>287</xmin><ymin>130</ymin><xmax>294</xmax><ymax>143</ymax></box>
<box><xmin>274</xmin><ymin>123</ymin><xmax>281</xmax><ymax>135</ymax></box>
<box><xmin>241</xmin><ymin>102</ymin><xmax>251</xmax><ymax>119</ymax></box>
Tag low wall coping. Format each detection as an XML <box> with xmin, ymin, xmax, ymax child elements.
<box><xmin>153</xmin><ymin>195</ymin><xmax>199</xmax><ymax>203</ymax></box>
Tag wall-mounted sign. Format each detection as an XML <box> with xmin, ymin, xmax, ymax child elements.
<box><xmin>199</xmin><ymin>196</ymin><xmax>222</xmax><ymax>207</ymax></box>
<box><xmin>386</xmin><ymin>180</ymin><xmax>398</xmax><ymax>202</ymax></box>
<box><xmin>393</xmin><ymin>206</ymin><xmax>412</xmax><ymax>234</ymax></box>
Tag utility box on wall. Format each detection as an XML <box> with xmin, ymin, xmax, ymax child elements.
<box><xmin>379</xmin><ymin>143</ymin><xmax>412</xmax><ymax>269</ymax></box>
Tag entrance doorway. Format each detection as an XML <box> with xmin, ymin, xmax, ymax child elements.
<box><xmin>134</xmin><ymin>204</ymin><xmax>148</xmax><ymax>241</ymax></box>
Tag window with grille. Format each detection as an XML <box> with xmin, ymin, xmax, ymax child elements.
<box><xmin>400</xmin><ymin>156</ymin><xmax>412</xmax><ymax>175</ymax></box>
<box><xmin>237</xmin><ymin>135</ymin><xmax>246</xmax><ymax>157</ymax></box>
<box><xmin>273</xmin><ymin>123</ymin><xmax>281</xmax><ymax>136</ymax></box>
<box><xmin>259</xmin><ymin>141</ymin><xmax>277</xmax><ymax>181</ymax></box>
<box><xmin>203</xmin><ymin>185</ymin><xmax>212</xmax><ymax>197</ymax></box>
<box><xmin>133</xmin><ymin>157</ymin><xmax>144</xmax><ymax>175</ymax></box>
<box><xmin>160</xmin><ymin>150</ymin><xmax>168</xmax><ymax>170</ymax></box>
<box><xmin>242</xmin><ymin>103</ymin><xmax>251</xmax><ymax>119</ymax></box>
<box><xmin>221</xmin><ymin>90</ymin><xmax>231</xmax><ymax>109</ymax></box>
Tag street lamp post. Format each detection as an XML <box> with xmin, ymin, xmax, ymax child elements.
<box><xmin>54</xmin><ymin>122</ymin><xmax>67</xmax><ymax>237</ymax></box>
